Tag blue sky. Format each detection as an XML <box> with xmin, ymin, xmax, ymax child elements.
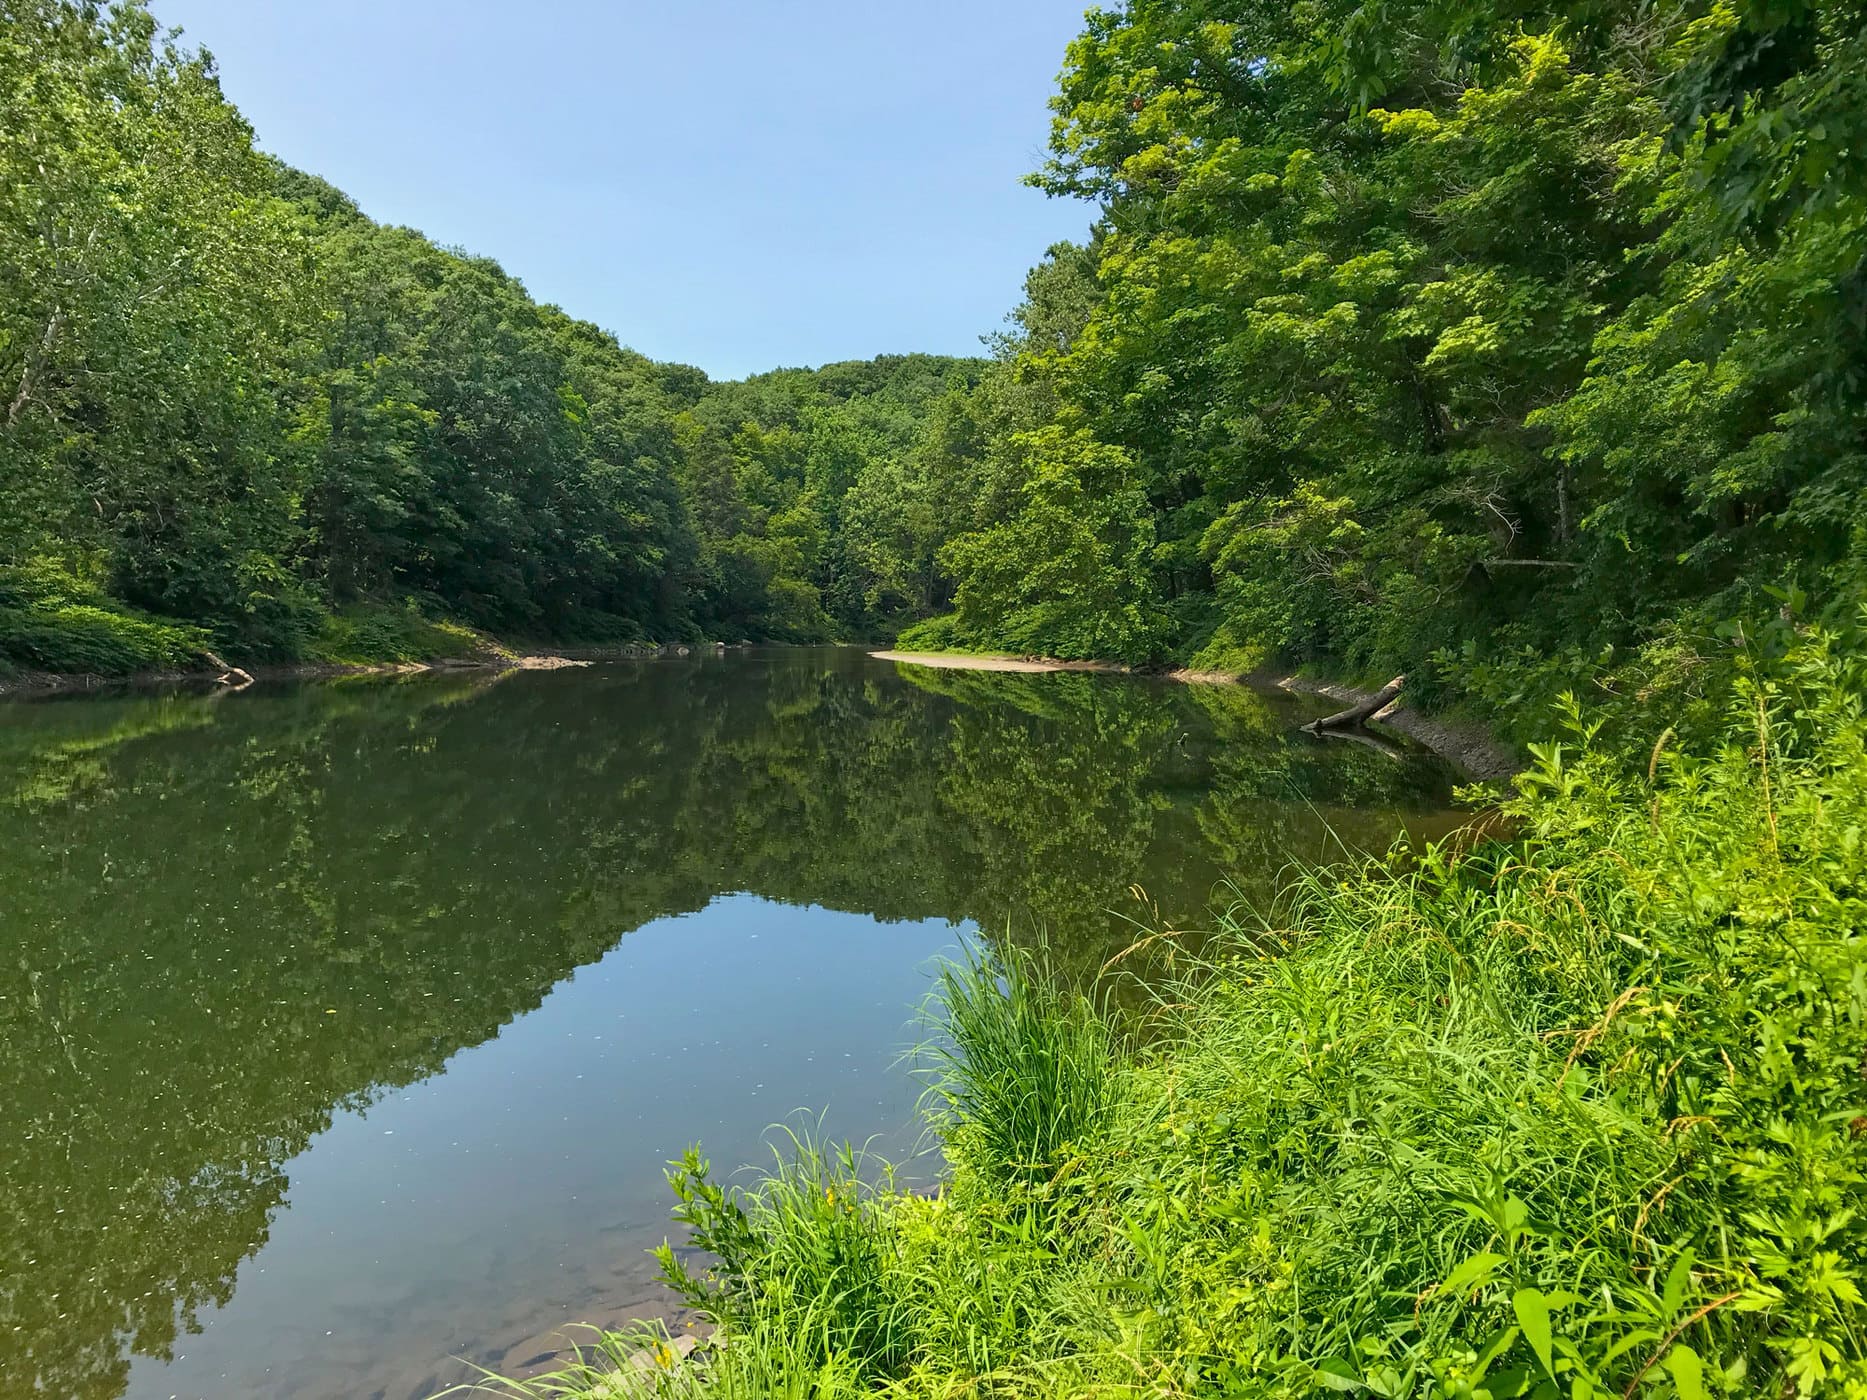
<box><xmin>151</xmin><ymin>0</ymin><xmax>1097</xmax><ymax>380</ymax></box>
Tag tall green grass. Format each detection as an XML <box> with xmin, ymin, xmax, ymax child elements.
<box><xmin>655</xmin><ymin>1132</ymin><xmax>911</xmax><ymax>1380</ymax></box>
<box><xmin>449</xmin><ymin>611</ymin><xmax>1867</xmax><ymax>1399</ymax></box>
<box><xmin>924</xmin><ymin>945</ymin><xmax>1115</xmax><ymax>1187</ymax></box>
<box><xmin>435</xmin><ymin>1319</ymin><xmax>867</xmax><ymax>1400</ymax></box>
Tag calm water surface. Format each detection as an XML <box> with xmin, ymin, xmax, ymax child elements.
<box><xmin>1</xmin><ymin>649</ymin><xmax>1464</xmax><ymax>1400</ymax></box>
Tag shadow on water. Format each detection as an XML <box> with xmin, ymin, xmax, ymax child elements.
<box><xmin>0</xmin><ymin>648</ymin><xmax>1465</xmax><ymax>1399</ymax></box>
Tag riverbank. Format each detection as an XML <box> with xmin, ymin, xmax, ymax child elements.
<box><xmin>1259</xmin><ymin>671</ymin><xmax>1520</xmax><ymax>781</ymax></box>
<box><xmin>0</xmin><ymin>652</ymin><xmax>582</xmax><ymax>700</ymax></box>
<box><xmin>462</xmin><ymin>624</ymin><xmax>1867</xmax><ymax>1400</ymax></box>
<box><xmin>866</xmin><ymin>650</ymin><xmax>1125</xmax><ymax>675</ymax></box>
<box><xmin>0</xmin><ymin>576</ymin><xmax>759</xmax><ymax>702</ymax></box>
<box><xmin>873</xmin><ymin>649</ymin><xmax>1520</xmax><ymax>781</ymax></box>
<box><xmin>0</xmin><ymin>642</ymin><xmax>752</xmax><ymax>701</ymax></box>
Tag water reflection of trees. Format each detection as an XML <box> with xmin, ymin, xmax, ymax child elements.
<box><xmin>0</xmin><ymin>653</ymin><xmax>1462</xmax><ymax>1398</ymax></box>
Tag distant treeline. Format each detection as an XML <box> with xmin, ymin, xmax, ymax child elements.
<box><xmin>0</xmin><ymin>0</ymin><xmax>984</xmax><ymax>669</ymax></box>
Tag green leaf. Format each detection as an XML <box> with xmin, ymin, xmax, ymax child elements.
<box><xmin>1513</xmin><ymin>1287</ymin><xmax>1554</xmax><ymax>1379</ymax></box>
<box><xmin>1473</xmin><ymin>1324</ymin><xmax>1521</xmax><ymax>1378</ymax></box>
<box><xmin>1661</xmin><ymin>1248</ymin><xmax>1696</xmax><ymax>1318</ymax></box>
<box><xmin>1440</xmin><ymin>1250</ymin><xmax>1508</xmax><ymax>1299</ymax></box>
<box><xmin>1665</xmin><ymin>1344</ymin><xmax>1705</xmax><ymax>1400</ymax></box>
<box><xmin>1314</xmin><ymin>1356</ymin><xmax>1363</xmax><ymax>1391</ymax></box>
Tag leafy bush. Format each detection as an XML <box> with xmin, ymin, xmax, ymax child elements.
<box><xmin>892</xmin><ymin>611</ymin><xmax>968</xmax><ymax>653</ymax></box>
<box><xmin>535</xmin><ymin>606</ymin><xmax>648</xmax><ymax>646</ymax></box>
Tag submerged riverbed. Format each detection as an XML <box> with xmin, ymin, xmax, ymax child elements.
<box><xmin>1</xmin><ymin>648</ymin><xmax>1464</xmax><ymax>1400</ymax></box>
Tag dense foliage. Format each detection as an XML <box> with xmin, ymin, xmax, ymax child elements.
<box><xmin>7</xmin><ymin>0</ymin><xmax>1859</xmax><ymax>716</ymax></box>
<box><xmin>13</xmin><ymin>0</ymin><xmax>1857</xmax><ymax>712</ymax></box>
<box><xmin>10</xmin><ymin>2</ymin><xmax>1867</xmax><ymax>1394</ymax></box>
<box><xmin>0</xmin><ymin>1</ymin><xmax>979</xmax><ymax>669</ymax></box>
<box><xmin>902</xmin><ymin>0</ymin><xmax>1867</xmax><ymax>739</ymax></box>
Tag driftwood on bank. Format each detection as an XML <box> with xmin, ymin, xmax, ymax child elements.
<box><xmin>201</xmin><ymin>650</ymin><xmax>254</xmax><ymax>689</ymax></box>
<box><xmin>1302</xmin><ymin>674</ymin><xmax>1405</xmax><ymax>734</ymax></box>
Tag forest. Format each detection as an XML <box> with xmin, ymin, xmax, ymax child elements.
<box><xmin>900</xmin><ymin>0</ymin><xmax>1867</xmax><ymax>738</ymax></box>
<box><xmin>1</xmin><ymin>0</ymin><xmax>983</xmax><ymax>670</ymax></box>
<box><xmin>6</xmin><ymin>0</ymin><xmax>1865</xmax><ymax>742</ymax></box>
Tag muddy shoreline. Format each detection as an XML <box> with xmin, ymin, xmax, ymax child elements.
<box><xmin>873</xmin><ymin>650</ymin><xmax>1520</xmax><ymax>782</ymax></box>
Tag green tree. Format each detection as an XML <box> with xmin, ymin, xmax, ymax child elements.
<box><xmin>919</xmin><ymin>0</ymin><xmax>1864</xmax><ymax>733</ymax></box>
<box><xmin>1</xmin><ymin>0</ymin><xmax>319</xmax><ymax>653</ymax></box>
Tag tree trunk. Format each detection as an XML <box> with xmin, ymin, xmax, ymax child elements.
<box><xmin>1302</xmin><ymin>675</ymin><xmax>1405</xmax><ymax>733</ymax></box>
<box><xmin>8</xmin><ymin>306</ymin><xmax>63</xmax><ymax>426</ymax></box>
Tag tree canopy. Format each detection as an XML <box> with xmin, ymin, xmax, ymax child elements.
<box><xmin>909</xmin><ymin>0</ymin><xmax>1867</xmax><ymax>733</ymax></box>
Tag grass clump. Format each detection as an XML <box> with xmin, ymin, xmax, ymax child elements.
<box><xmin>924</xmin><ymin>945</ymin><xmax>1115</xmax><ymax>1188</ymax></box>
<box><xmin>437</xmin><ymin>1320</ymin><xmax>869</xmax><ymax>1400</ymax></box>
<box><xmin>452</xmin><ymin>609</ymin><xmax>1867</xmax><ymax>1400</ymax></box>
<box><xmin>655</xmin><ymin>1134</ymin><xmax>910</xmax><ymax>1380</ymax></box>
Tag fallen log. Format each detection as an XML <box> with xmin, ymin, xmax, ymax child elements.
<box><xmin>202</xmin><ymin>650</ymin><xmax>254</xmax><ymax>689</ymax></box>
<box><xmin>1302</xmin><ymin>674</ymin><xmax>1405</xmax><ymax>733</ymax></box>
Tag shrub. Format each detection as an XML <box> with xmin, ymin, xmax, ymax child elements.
<box><xmin>892</xmin><ymin>612</ymin><xmax>968</xmax><ymax>653</ymax></box>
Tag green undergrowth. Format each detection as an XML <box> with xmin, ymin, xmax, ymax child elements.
<box><xmin>455</xmin><ymin>613</ymin><xmax>1867</xmax><ymax>1400</ymax></box>
<box><xmin>0</xmin><ymin>578</ymin><xmax>564</xmax><ymax>676</ymax></box>
<box><xmin>891</xmin><ymin>613</ymin><xmax>1014</xmax><ymax>657</ymax></box>
<box><xmin>0</xmin><ymin>562</ymin><xmax>213</xmax><ymax>676</ymax></box>
<box><xmin>0</xmin><ymin>576</ymin><xmax>718</xmax><ymax>677</ymax></box>
<box><xmin>1184</xmin><ymin>619</ymin><xmax>1275</xmax><ymax>680</ymax></box>
<box><xmin>305</xmin><ymin>603</ymin><xmax>493</xmax><ymax>666</ymax></box>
